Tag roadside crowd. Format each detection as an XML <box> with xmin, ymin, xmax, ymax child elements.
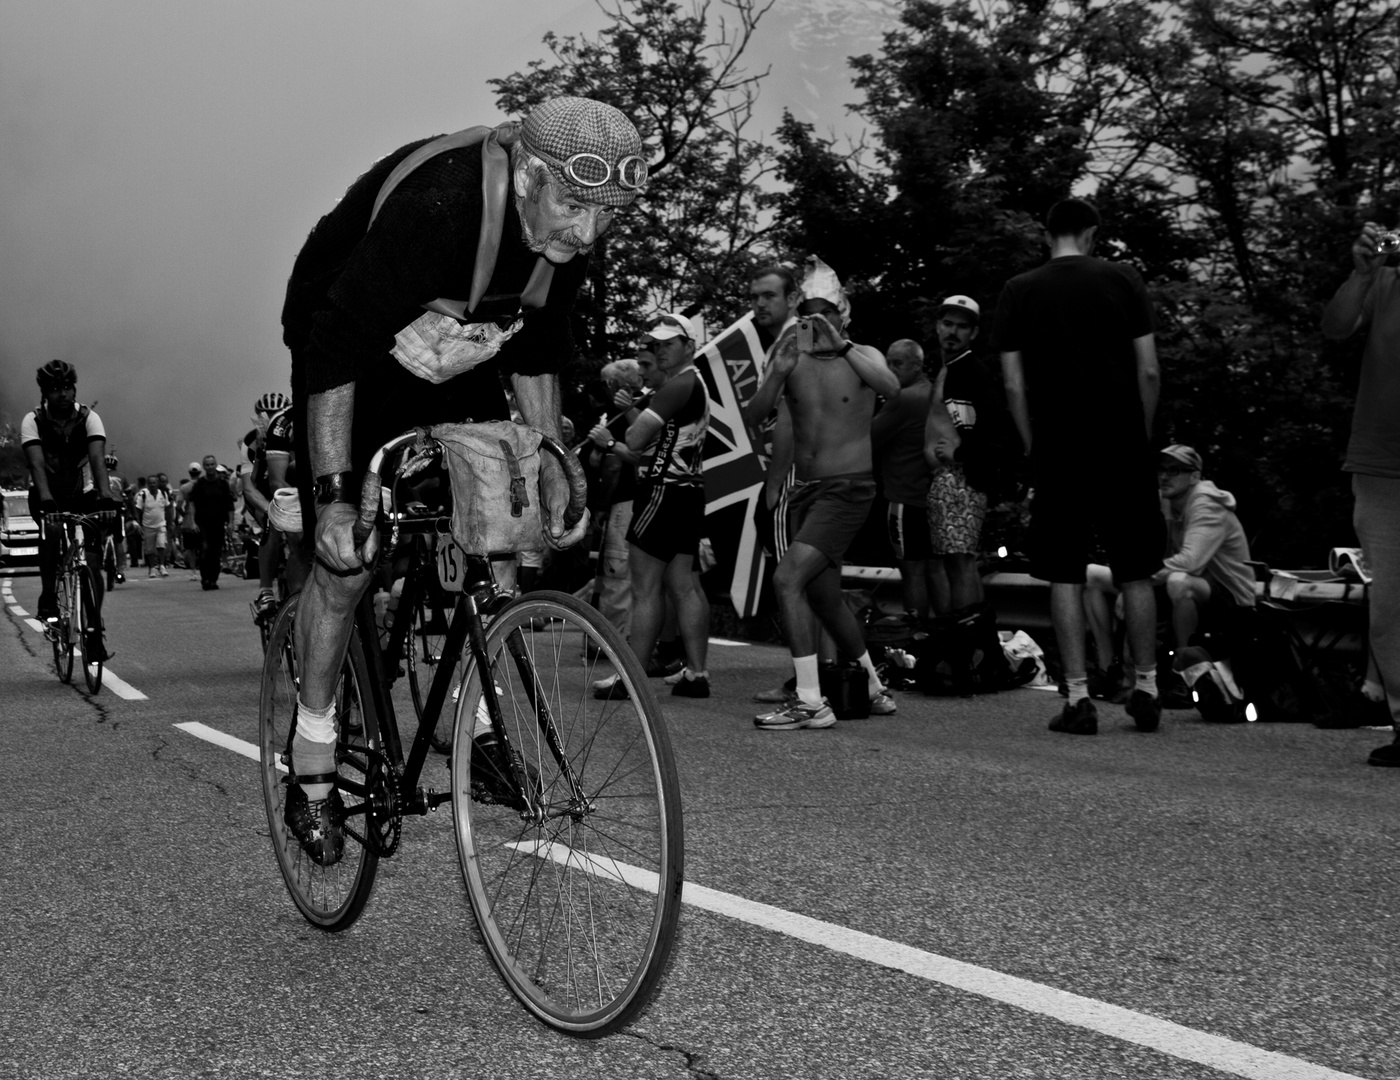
<box><xmin>566</xmin><ymin>198</ymin><xmax>1398</xmax><ymax>765</ymax></box>
<box><xmin>107</xmin><ymin>457</ymin><xmax>240</xmax><ymax>591</ymax></box>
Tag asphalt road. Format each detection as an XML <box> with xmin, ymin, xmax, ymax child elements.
<box><xmin>1</xmin><ymin>563</ymin><xmax>1395</xmax><ymax>1080</ymax></box>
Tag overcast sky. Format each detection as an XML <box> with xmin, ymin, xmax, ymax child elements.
<box><xmin>0</xmin><ymin>0</ymin><xmax>896</xmax><ymax>479</ymax></box>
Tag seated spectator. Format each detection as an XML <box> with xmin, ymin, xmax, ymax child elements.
<box><xmin>1152</xmin><ymin>443</ymin><xmax>1256</xmax><ymax>702</ymax></box>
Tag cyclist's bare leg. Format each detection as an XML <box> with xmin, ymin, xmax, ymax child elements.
<box><xmin>258</xmin><ymin>524</ymin><xmax>280</xmax><ymax>591</ymax></box>
<box><xmin>293</xmin><ymin>559</ymin><xmax>374</xmax><ymax>795</ymax></box>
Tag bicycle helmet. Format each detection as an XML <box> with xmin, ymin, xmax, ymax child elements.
<box><xmin>255</xmin><ymin>391</ymin><xmax>290</xmax><ymax>415</ymax></box>
<box><xmin>104</xmin><ymin>453</ymin><xmax>119</xmax><ymax>469</ymax></box>
<box><xmin>37</xmin><ymin>359</ymin><xmax>77</xmax><ymax>390</ymax></box>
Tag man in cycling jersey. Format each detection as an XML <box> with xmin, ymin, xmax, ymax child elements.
<box><xmin>279</xmin><ymin>95</ymin><xmax>644</xmax><ymax>863</ymax></box>
<box><xmin>21</xmin><ymin>360</ymin><xmax>118</xmax><ymax>658</ymax></box>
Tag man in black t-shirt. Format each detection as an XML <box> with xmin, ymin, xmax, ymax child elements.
<box><xmin>188</xmin><ymin>455</ymin><xmax>235</xmax><ymax>590</ymax></box>
<box><xmin>993</xmin><ymin>197</ymin><xmax>1166</xmax><ymax>735</ymax></box>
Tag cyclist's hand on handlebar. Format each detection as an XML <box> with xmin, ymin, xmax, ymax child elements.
<box><xmin>541</xmin><ymin>456</ymin><xmax>586</xmax><ymax>552</ymax></box>
<box><xmin>315</xmin><ymin>501</ymin><xmax>378</xmax><ymax>572</ymax></box>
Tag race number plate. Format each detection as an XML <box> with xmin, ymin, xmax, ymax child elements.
<box><xmin>435</xmin><ymin>536</ymin><xmax>467</xmax><ymax>593</ymax></box>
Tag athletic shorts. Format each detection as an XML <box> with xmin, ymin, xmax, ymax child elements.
<box><xmin>627</xmin><ymin>483</ymin><xmax>705</xmax><ymax>563</ymax></box>
<box><xmin>752</xmin><ymin>474</ymin><xmax>794</xmax><ymax>562</ymax></box>
<box><xmin>926</xmin><ymin>465</ymin><xmax>988</xmax><ymax>556</ymax></box>
<box><xmin>786</xmin><ymin>473</ymin><xmax>876</xmax><ymax>567</ymax></box>
<box><xmin>1028</xmin><ymin>448</ymin><xmax>1165</xmax><ymax>585</ymax></box>
<box><xmin>887</xmin><ymin>501</ymin><xmax>933</xmax><ymax>562</ymax></box>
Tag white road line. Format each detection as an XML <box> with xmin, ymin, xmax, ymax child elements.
<box><xmin>174</xmin><ymin>722</ymin><xmax>284</xmax><ymax>771</ymax></box>
<box><xmin>6</xmin><ymin>594</ymin><xmax>149</xmax><ymax>700</ymax></box>
<box><xmin>514</xmin><ymin>842</ymin><xmax>1370</xmax><ymax>1080</ymax></box>
<box><xmin>708</xmin><ymin>637</ymin><xmax>748</xmax><ymax>647</ymax></box>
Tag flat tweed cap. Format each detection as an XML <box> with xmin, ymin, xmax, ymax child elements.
<box><xmin>520</xmin><ymin>96</ymin><xmax>645</xmax><ymax>207</ymax></box>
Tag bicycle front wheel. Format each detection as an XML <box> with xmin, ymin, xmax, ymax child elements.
<box><xmin>450</xmin><ymin>591</ymin><xmax>683</xmax><ymax>1036</ymax></box>
<box><xmin>53</xmin><ymin>573</ymin><xmax>74</xmax><ymax>684</ymax></box>
<box><xmin>80</xmin><ymin>568</ymin><xmax>103</xmax><ymax>694</ymax></box>
<box><xmin>259</xmin><ymin>595</ymin><xmax>382</xmax><ymax>931</ymax></box>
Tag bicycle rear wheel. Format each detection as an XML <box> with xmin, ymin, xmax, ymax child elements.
<box><xmin>53</xmin><ymin>573</ymin><xmax>74</xmax><ymax>684</ymax></box>
<box><xmin>450</xmin><ymin>591</ymin><xmax>683</xmax><ymax>1036</ymax></box>
<box><xmin>258</xmin><ymin>595</ymin><xmax>382</xmax><ymax>931</ymax></box>
<box><xmin>80</xmin><ymin>568</ymin><xmax>103</xmax><ymax>694</ymax></box>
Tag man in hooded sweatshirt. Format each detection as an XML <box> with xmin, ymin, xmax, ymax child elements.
<box><xmin>1152</xmin><ymin>445</ymin><xmax>1255</xmax><ymax>657</ymax></box>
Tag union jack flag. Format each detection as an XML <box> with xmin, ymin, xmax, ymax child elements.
<box><xmin>694</xmin><ymin>311</ymin><xmax>770</xmax><ymax>618</ymax></box>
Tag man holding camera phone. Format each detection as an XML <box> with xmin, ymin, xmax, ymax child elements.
<box><xmin>743</xmin><ymin>256</ymin><xmax>901</xmax><ymax>729</ymax></box>
<box><xmin>1322</xmin><ymin>220</ymin><xmax>1400</xmax><ymax>766</ymax></box>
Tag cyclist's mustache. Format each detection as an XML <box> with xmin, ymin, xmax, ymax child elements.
<box><xmin>545</xmin><ymin>229</ymin><xmax>593</xmax><ymax>254</ymax></box>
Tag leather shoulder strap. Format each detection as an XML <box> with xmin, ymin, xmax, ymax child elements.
<box><xmin>369</xmin><ymin>124</ymin><xmax>553</xmax><ymax>321</ymax></box>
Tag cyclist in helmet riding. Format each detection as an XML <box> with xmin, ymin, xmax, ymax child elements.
<box><xmin>278</xmin><ymin>95</ymin><xmax>645</xmax><ymax>863</ymax></box>
<box><xmin>104</xmin><ymin>451</ymin><xmax>129</xmax><ymax>584</ymax></box>
<box><xmin>241</xmin><ymin>391</ymin><xmax>306</xmax><ymax>619</ymax></box>
<box><xmin>21</xmin><ymin>360</ymin><xmax>120</xmax><ymax>658</ymax></box>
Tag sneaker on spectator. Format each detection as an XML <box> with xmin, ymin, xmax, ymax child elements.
<box><xmin>1125</xmin><ymin>689</ymin><xmax>1162</xmax><ymax>732</ymax></box>
<box><xmin>869</xmin><ymin>689</ymin><xmax>897</xmax><ymax>716</ymax></box>
<box><xmin>671</xmin><ymin>669</ymin><xmax>710</xmax><ymax>698</ymax></box>
<box><xmin>1368</xmin><ymin>739</ymin><xmax>1400</xmax><ymax>766</ymax></box>
<box><xmin>1048</xmin><ymin>698</ymin><xmax>1098</xmax><ymax>735</ymax></box>
<box><xmin>754</xmin><ymin>698</ymin><xmax>836</xmax><ymax>731</ymax></box>
<box><xmin>647</xmin><ymin>656</ymin><xmax>685</xmax><ymax>679</ymax></box>
<box><xmin>591</xmin><ymin>674</ymin><xmax>629</xmax><ymax>700</ymax></box>
<box><xmin>157</xmin><ymin>566</ymin><xmax>168</xmax><ymax>577</ymax></box>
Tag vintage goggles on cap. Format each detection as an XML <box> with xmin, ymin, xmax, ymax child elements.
<box><xmin>542</xmin><ymin>150</ymin><xmax>649</xmax><ymax>191</ymax></box>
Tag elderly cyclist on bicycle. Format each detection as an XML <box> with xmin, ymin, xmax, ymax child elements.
<box><xmin>21</xmin><ymin>360</ymin><xmax>120</xmax><ymax>659</ymax></box>
<box><xmin>279</xmin><ymin>96</ymin><xmax>645</xmax><ymax>863</ymax></box>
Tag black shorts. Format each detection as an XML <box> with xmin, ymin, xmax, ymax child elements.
<box><xmin>786</xmin><ymin>474</ymin><xmax>876</xmax><ymax>567</ymax></box>
<box><xmin>886</xmin><ymin>501</ymin><xmax>933</xmax><ymax>562</ymax></box>
<box><xmin>627</xmin><ymin>483</ymin><xmax>705</xmax><ymax>563</ymax></box>
<box><xmin>1028</xmin><ymin>450</ymin><xmax>1165</xmax><ymax>584</ymax></box>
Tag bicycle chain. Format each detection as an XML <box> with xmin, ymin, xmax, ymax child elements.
<box><xmin>363</xmin><ymin>751</ymin><xmax>403</xmax><ymax>858</ymax></box>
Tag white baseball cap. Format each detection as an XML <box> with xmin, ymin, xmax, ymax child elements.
<box><xmin>939</xmin><ymin>295</ymin><xmax>980</xmax><ymax>321</ymax></box>
<box><xmin>646</xmin><ymin>312</ymin><xmax>702</xmax><ymax>343</ymax></box>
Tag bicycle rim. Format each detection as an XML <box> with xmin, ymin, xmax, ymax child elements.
<box><xmin>259</xmin><ymin>595</ymin><xmax>381</xmax><ymax>930</ymax></box>
<box><xmin>450</xmin><ymin>591</ymin><xmax>683</xmax><ymax>1036</ymax></box>
<box><xmin>80</xmin><ymin>570</ymin><xmax>103</xmax><ymax>694</ymax></box>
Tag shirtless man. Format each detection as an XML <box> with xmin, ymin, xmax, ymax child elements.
<box><xmin>745</xmin><ymin>257</ymin><xmax>901</xmax><ymax>729</ymax></box>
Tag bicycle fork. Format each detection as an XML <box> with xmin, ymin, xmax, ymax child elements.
<box><xmin>462</xmin><ymin>594</ymin><xmax>591</xmax><ymax>825</ymax></box>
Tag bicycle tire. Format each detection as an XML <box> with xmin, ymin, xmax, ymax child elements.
<box><xmin>53</xmin><ymin>571</ymin><xmax>74</xmax><ymax>684</ymax></box>
<box><xmin>80</xmin><ymin>568</ymin><xmax>103</xmax><ymax>694</ymax></box>
<box><xmin>105</xmin><ymin>541</ymin><xmax>117</xmax><ymax>591</ymax></box>
<box><xmin>258</xmin><ymin>595</ymin><xmax>382</xmax><ymax>931</ymax></box>
<box><xmin>408</xmin><ymin>568</ymin><xmax>456</xmax><ymax>753</ymax></box>
<box><xmin>450</xmin><ymin>590</ymin><xmax>683</xmax><ymax>1036</ymax></box>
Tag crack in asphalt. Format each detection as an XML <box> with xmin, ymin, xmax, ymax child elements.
<box><xmin>621</xmin><ymin>1031</ymin><xmax>720</xmax><ymax>1080</ymax></box>
<box><xmin>6</xmin><ymin>602</ymin><xmax>41</xmax><ymax>660</ymax></box>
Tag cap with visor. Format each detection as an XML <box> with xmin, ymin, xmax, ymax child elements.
<box><xmin>1159</xmin><ymin>445</ymin><xmax>1203</xmax><ymax>472</ymax></box>
<box><xmin>939</xmin><ymin>295</ymin><xmax>980</xmax><ymax>322</ymax></box>
<box><xmin>645</xmin><ymin>311</ymin><xmax>702</xmax><ymax>344</ymax></box>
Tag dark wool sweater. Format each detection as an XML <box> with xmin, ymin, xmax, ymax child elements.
<box><xmin>281</xmin><ymin>133</ymin><xmax>587</xmax><ymax>410</ymax></box>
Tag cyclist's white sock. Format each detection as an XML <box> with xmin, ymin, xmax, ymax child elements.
<box><xmin>294</xmin><ymin>700</ymin><xmax>338</xmax><ymax>801</ymax></box>
<box><xmin>793</xmin><ymin>654</ymin><xmax>822</xmax><ymax>706</ymax></box>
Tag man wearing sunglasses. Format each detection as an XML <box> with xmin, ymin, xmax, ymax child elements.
<box><xmin>278</xmin><ymin>96</ymin><xmax>646</xmax><ymax>864</ymax></box>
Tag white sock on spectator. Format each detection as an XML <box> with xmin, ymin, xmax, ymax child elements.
<box><xmin>794</xmin><ymin>654</ymin><xmax>822</xmax><ymax>706</ymax></box>
<box><xmin>1136</xmin><ymin>666</ymin><xmax>1158</xmax><ymax>697</ymax></box>
<box><xmin>856</xmin><ymin>650</ymin><xmax>883</xmax><ymax>696</ymax></box>
<box><xmin>1066</xmin><ymin>676</ymin><xmax>1090</xmax><ymax>704</ymax></box>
